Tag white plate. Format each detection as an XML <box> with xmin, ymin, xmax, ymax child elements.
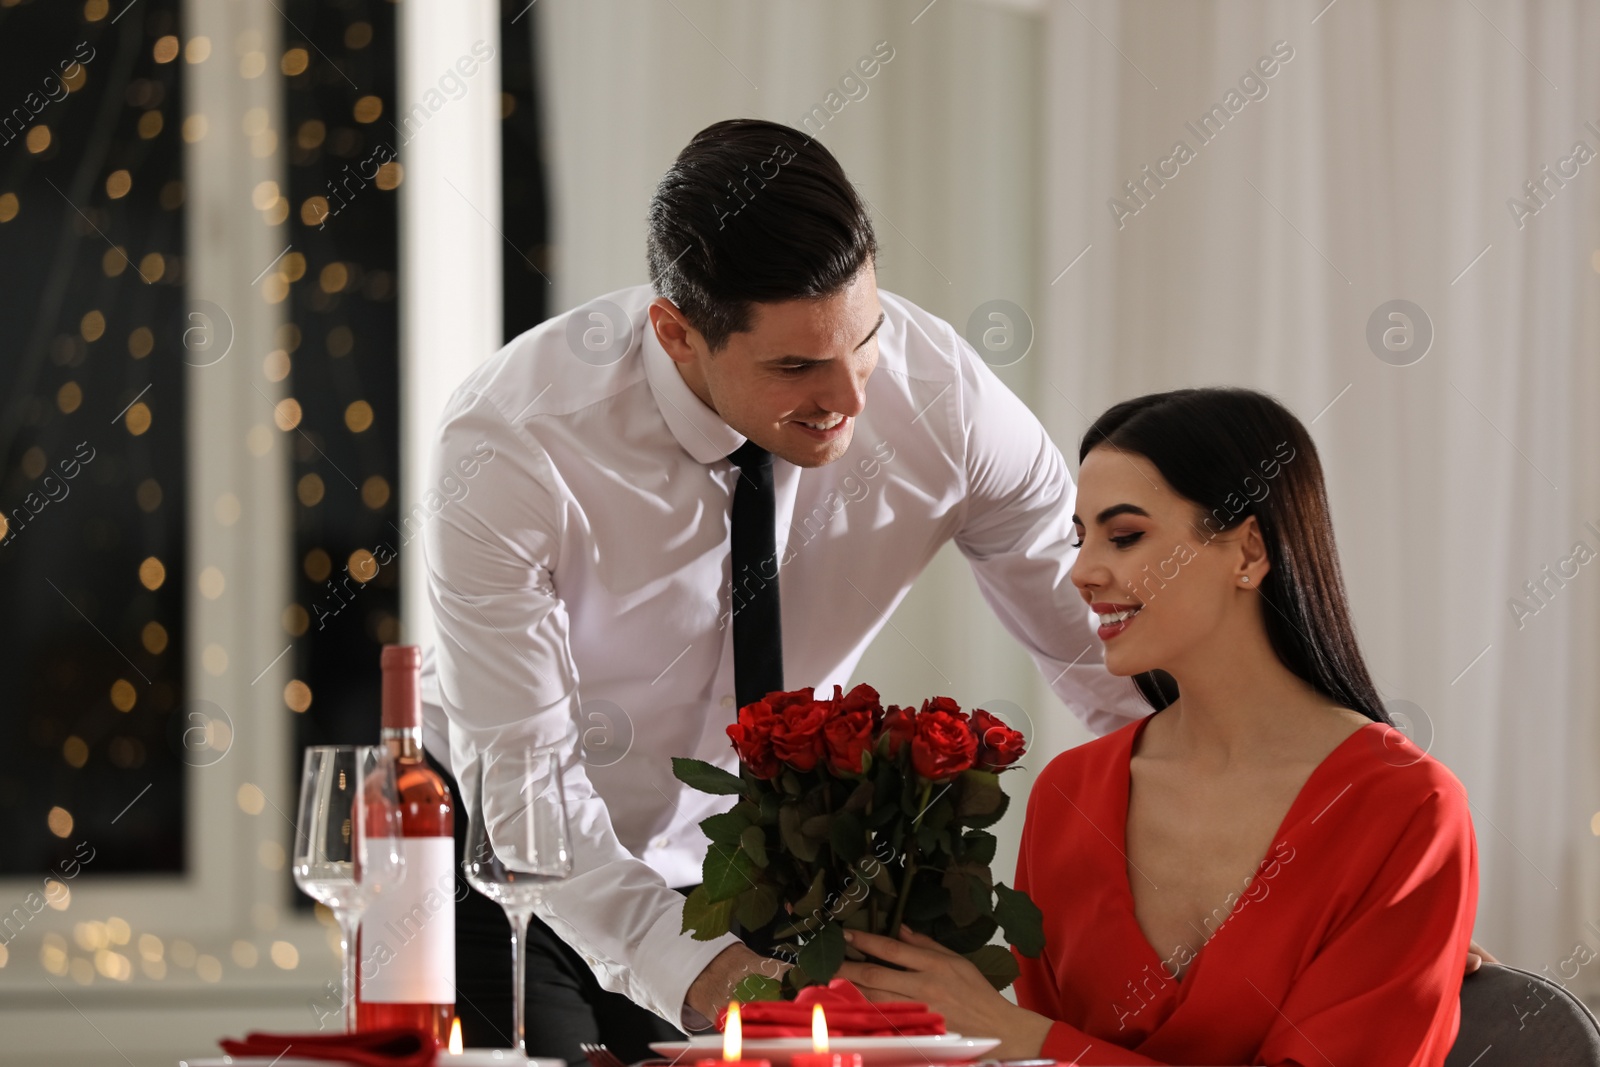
<box><xmin>650</xmin><ymin>1033</ymin><xmax>1000</xmax><ymax>1067</ymax></box>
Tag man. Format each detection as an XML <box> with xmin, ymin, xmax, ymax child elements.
<box><xmin>420</xmin><ymin>117</ymin><xmax>1146</xmax><ymax>1057</ymax></box>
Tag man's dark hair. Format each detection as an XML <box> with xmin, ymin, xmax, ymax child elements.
<box><xmin>646</xmin><ymin>119</ymin><xmax>877</xmax><ymax>351</ymax></box>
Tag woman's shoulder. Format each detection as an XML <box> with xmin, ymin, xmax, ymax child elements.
<box><xmin>1318</xmin><ymin>722</ymin><xmax>1475</xmax><ymax>836</ymax></box>
<box><xmin>1340</xmin><ymin>723</ymin><xmax>1467</xmax><ymax>793</ymax></box>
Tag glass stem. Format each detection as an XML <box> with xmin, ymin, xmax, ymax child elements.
<box><xmin>336</xmin><ymin>907</ymin><xmax>361</xmax><ymax>1034</ymax></box>
<box><xmin>507</xmin><ymin>907</ymin><xmax>533</xmax><ymax>1055</ymax></box>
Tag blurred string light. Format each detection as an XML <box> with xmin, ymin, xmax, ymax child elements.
<box><xmin>0</xmin><ymin>0</ymin><xmax>532</xmax><ymax>912</ymax></box>
<box><xmin>0</xmin><ymin>0</ymin><xmax>190</xmax><ymax>882</ymax></box>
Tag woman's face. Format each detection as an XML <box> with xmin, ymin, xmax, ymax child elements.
<box><xmin>1069</xmin><ymin>446</ymin><xmax>1259</xmax><ymax>678</ymax></box>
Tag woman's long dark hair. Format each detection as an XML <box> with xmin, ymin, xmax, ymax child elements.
<box><xmin>1080</xmin><ymin>388</ymin><xmax>1391</xmax><ymax>725</ymax></box>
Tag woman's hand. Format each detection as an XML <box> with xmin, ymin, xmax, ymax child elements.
<box><xmin>1466</xmin><ymin>938</ymin><xmax>1498</xmax><ymax>974</ymax></box>
<box><xmin>835</xmin><ymin>927</ymin><xmax>1054</xmax><ymax>1058</ymax></box>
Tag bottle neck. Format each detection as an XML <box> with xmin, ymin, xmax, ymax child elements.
<box><xmin>382</xmin><ymin>726</ymin><xmax>423</xmax><ymax>762</ymax></box>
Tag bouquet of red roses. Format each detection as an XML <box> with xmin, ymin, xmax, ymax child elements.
<box><xmin>673</xmin><ymin>684</ymin><xmax>1044</xmax><ymax>1000</ymax></box>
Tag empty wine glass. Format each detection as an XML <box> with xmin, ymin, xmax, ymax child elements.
<box><xmin>462</xmin><ymin>746</ymin><xmax>574</xmax><ymax>1055</ymax></box>
<box><xmin>293</xmin><ymin>745</ymin><xmax>406</xmax><ymax>1032</ymax></box>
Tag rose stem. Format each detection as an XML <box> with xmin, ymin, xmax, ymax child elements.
<box><xmin>886</xmin><ymin>778</ymin><xmax>932</xmax><ymax>938</ymax></box>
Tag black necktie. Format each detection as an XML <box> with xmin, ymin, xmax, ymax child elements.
<box><xmin>727</xmin><ymin>440</ymin><xmax>783</xmax><ymax>709</ymax></box>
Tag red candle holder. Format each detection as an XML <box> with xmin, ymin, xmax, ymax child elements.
<box><xmin>787</xmin><ymin>1003</ymin><xmax>863</xmax><ymax>1067</ymax></box>
<box><xmin>792</xmin><ymin>1054</ymin><xmax>864</xmax><ymax>1067</ymax></box>
<box><xmin>698</xmin><ymin>1001</ymin><xmax>773</xmax><ymax>1067</ymax></box>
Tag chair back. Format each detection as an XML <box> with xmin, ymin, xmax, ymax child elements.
<box><xmin>1445</xmin><ymin>963</ymin><xmax>1600</xmax><ymax>1066</ymax></box>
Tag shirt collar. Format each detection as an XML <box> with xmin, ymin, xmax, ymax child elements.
<box><xmin>642</xmin><ymin>318</ymin><xmax>745</xmax><ymax>465</ymax></box>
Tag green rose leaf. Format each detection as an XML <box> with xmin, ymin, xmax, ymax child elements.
<box><xmin>774</xmin><ymin>868</ymin><xmax>831</xmax><ymax>938</ymax></box>
<box><xmin>703</xmin><ymin>841</ymin><xmax>755</xmax><ymax>903</ymax></box>
<box><xmin>700</xmin><ymin>810</ymin><xmax>750</xmax><ymax>846</ymax></box>
<box><xmin>961</xmin><ymin>829</ymin><xmax>998</xmax><ymax>867</ymax></box>
<box><xmin>673</xmin><ymin>757</ymin><xmax>746</xmax><ymax>796</ymax></box>
<box><xmin>681</xmin><ymin>884</ymin><xmax>735</xmax><ymax>940</ymax></box>
<box><xmin>940</xmin><ymin>864</ymin><xmax>994</xmax><ymax>927</ymax></box>
<box><xmin>961</xmin><ymin>791</ymin><xmax>1010</xmax><ymax>831</ymax></box>
<box><xmin>779</xmin><ymin>804</ymin><xmax>820</xmax><ymax>863</ymax></box>
<box><xmin>797</xmin><ymin>921</ymin><xmax>846</xmax><ymax>983</ymax></box>
<box><xmin>735</xmin><ymin>883</ymin><xmax>780</xmax><ymax>931</ymax></box>
<box><xmin>930</xmin><ymin>914</ymin><xmax>999</xmax><ymax>954</ymax></box>
<box><xmin>994</xmin><ymin>881</ymin><xmax>1046</xmax><ymax>958</ymax></box>
<box><xmin>732</xmin><ymin>972</ymin><xmax>784</xmax><ymax>1002</ymax></box>
<box><xmin>793</xmin><ymin>866</ymin><xmax>828</xmax><ymax>919</ymax></box>
<box><xmin>940</xmin><ymin>867</ymin><xmax>981</xmax><ymax>926</ymax></box>
<box><xmin>800</xmin><ymin>813</ymin><xmax>833</xmax><ymax>840</ymax></box>
<box><xmin>783</xmin><ymin>958</ymin><xmax>811</xmax><ymax>995</ymax></box>
<box><xmin>964</xmin><ymin>943</ymin><xmax>1021</xmax><ymax>991</ymax></box>
<box><xmin>739</xmin><ymin>824</ymin><xmax>769</xmax><ymax>868</ymax></box>
<box><xmin>956</xmin><ymin>770</ymin><xmax>1003</xmax><ymax>819</ymax></box>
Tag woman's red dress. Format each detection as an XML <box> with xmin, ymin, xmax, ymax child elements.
<box><xmin>1013</xmin><ymin>715</ymin><xmax>1478</xmax><ymax>1066</ymax></box>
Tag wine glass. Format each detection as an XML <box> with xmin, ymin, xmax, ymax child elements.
<box><xmin>462</xmin><ymin>746</ymin><xmax>574</xmax><ymax>1055</ymax></box>
<box><xmin>293</xmin><ymin>745</ymin><xmax>406</xmax><ymax>1032</ymax></box>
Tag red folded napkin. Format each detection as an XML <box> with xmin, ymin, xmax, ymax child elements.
<box><xmin>720</xmin><ymin>979</ymin><xmax>946</xmax><ymax>1037</ymax></box>
<box><xmin>218</xmin><ymin>1027</ymin><xmax>438</xmax><ymax>1067</ymax></box>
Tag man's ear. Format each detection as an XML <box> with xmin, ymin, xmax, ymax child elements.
<box><xmin>649</xmin><ymin>298</ymin><xmax>699</xmax><ymax>365</ymax></box>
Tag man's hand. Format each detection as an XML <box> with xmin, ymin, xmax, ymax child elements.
<box><xmin>1466</xmin><ymin>938</ymin><xmax>1498</xmax><ymax>975</ymax></box>
<box><xmin>684</xmin><ymin>944</ymin><xmax>790</xmax><ymax>1030</ymax></box>
<box><xmin>836</xmin><ymin>927</ymin><xmax>1053</xmax><ymax>1059</ymax></box>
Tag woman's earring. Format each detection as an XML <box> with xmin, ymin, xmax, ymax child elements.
<box><xmin>1240</xmin><ymin>576</ymin><xmax>1250</xmax><ymax>584</ymax></box>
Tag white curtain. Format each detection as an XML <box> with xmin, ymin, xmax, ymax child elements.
<box><xmin>538</xmin><ymin>0</ymin><xmax>1600</xmax><ymax>984</ymax></box>
<box><xmin>1043</xmin><ymin>0</ymin><xmax>1600</xmax><ymax>982</ymax></box>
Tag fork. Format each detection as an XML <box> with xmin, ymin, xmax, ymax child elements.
<box><xmin>579</xmin><ymin>1042</ymin><xmax>630</xmax><ymax>1067</ymax></box>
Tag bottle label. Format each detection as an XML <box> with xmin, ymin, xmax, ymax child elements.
<box><xmin>359</xmin><ymin>836</ymin><xmax>455</xmax><ymax>1004</ymax></box>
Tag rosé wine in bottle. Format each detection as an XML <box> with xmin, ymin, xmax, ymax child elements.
<box><xmin>355</xmin><ymin>645</ymin><xmax>454</xmax><ymax>1041</ymax></box>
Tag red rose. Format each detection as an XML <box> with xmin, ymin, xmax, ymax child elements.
<box><xmin>838</xmin><ymin>683</ymin><xmax>882</xmax><ymax>722</ymax></box>
<box><xmin>726</xmin><ymin>700</ymin><xmax>780</xmax><ymax>779</ymax></box>
<box><xmin>825</xmin><ymin>685</ymin><xmax>878</xmax><ymax>776</ymax></box>
<box><xmin>765</xmin><ymin>688</ymin><xmax>815</xmax><ymax>714</ymax></box>
<box><xmin>911</xmin><ymin>704</ymin><xmax>977</xmax><ymax>781</ymax></box>
<box><xmin>971</xmin><ymin>708</ymin><xmax>1026</xmax><ymax>769</ymax></box>
<box><xmin>880</xmin><ymin>704</ymin><xmax>916</xmax><ymax>758</ymax></box>
<box><xmin>770</xmin><ymin>688</ymin><xmax>830</xmax><ymax>772</ymax></box>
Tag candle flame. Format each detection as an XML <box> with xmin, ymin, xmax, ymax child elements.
<box><xmin>448</xmin><ymin>1016</ymin><xmax>463</xmax><ymax>1054</ymax></box>
<box><xmin>812</xmin><ymin>1002</ymin><xmax>828</xmax><ymax>1053</ymax></box>
<box><xmin>724</xmin><ymin>1000</ymin><xmax>742</xmax><ymax>1061</ymax></box>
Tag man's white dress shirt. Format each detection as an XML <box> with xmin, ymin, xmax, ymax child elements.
<box><xmin>420</xmin><ymin>284</ymin><xmax>1146</xmax><ymax>1025</ymax></box>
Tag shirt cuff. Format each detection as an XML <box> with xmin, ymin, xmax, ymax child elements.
<box><xmin>626</xmin><ymin>903</ymin><xmax>741</xmax><ymax>1031</ymax></box>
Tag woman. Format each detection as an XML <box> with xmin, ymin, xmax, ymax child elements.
<box><xmin>838</xmin><ymin>388</ymin><xmax>1479</xmax><ymax>1066</ymax></box>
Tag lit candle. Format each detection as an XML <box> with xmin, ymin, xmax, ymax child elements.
<box><xmin>790</xmin><ymin>1005</ymin><xmax>863</xmax><ymax>1067</ymax></box>
<box><xmin>448</xmin><ymin>1015</ymin><xmax>537</xmax><ymax>1063</ymax></box>
<box><xmin>693</xmin><ymin>1000</ymin><xmax>772</xmax><ymax>1067</ymax></box>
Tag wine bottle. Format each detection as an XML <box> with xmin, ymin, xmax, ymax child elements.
<box><xmin>355</xmin><ymin>644</ymin><xmax>455</xmax><ymax>1040</ymax></box>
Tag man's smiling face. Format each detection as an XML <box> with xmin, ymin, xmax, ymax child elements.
<box><xmin>651</xmin><ymin>262</ymin><xmax>884</xmax><ymax>469</ymax></box>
